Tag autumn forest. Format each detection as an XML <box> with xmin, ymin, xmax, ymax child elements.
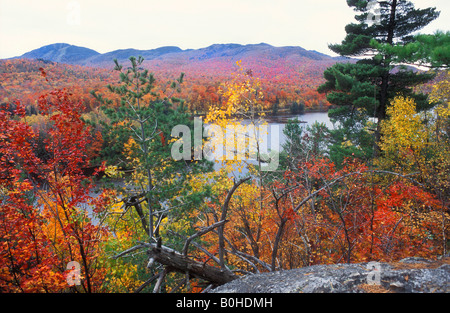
<box><xmin>1</xmin><ymin>0</ymin><xmax>449</xmax><ymax>293</ymax></box>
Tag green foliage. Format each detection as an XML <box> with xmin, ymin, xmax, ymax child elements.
<box><xmin>280</xmin><ymin>118</ymin><xmax>330</xmax><ymax>170</ymax></box>
<box><xmin>327</xmin><ymin>106</ymin><xmax>375</xmax><ymax>166</ymax></box>
<box><xmin>318</xmin><ymin>62</ymin><xmax>381</xmax><ymax>116</ymax></box>
<box><xmin>331</xmin><ymin>1</ymin><xmax>440</xmax><ymax>57</ymax></box>
<box><xmin>289</xmin><ymin>101</ymin><xmax>305</xmax><ymax>115</ymax></box>
<box><xmin>371</xmin><ymin>31</ymin><xmax>450</xmax><ymax>69</ymax></box>
<box><xmin>271</xmin><ymin>101</ymin><xmax>279</xmax><ymax>115</ymax></box>
<box><xmin>92</xmin><ymin>56</ymin><xmax>212</xmax><ymax>239</ymax></box>
<box><xmin>319</xmin><ymin>0</ymin><xmax>440</xmax><ymax>157</ymax></box>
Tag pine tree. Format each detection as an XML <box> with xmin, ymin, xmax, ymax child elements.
<box><xmin>372</xmin><ymin>31</ymin><xmax>450</xmax><ymax>69</ymax></box>
<box><xmin>91</xmin><ymin>56</ymin><xmax>212</xmax><ymax>242</ymax></box>
<box><xmin>318</xmin><ymin>0</ymin><xmax>440</xmax><ymax>151</ymax></box>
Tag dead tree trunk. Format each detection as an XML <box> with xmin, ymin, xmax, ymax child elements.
<box><xmin>112</xmin><ymin>177</ymin><xmax>251</xmax><ymax>290</ymax></box>
<box><xmin>146</xmin><ymin>243</ymin><xmax>238</xmax><ymax>285</ymax></box>
<box><xmin>113</xmin><ymin>241</ymin><xmax>238</xmax><ymax>288</ymax></box>
<box><xmin>218</xmin><ymin>177</ymin><xmax>251</xmax><ymax>269</ymax></box>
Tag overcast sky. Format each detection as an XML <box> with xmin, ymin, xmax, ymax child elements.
<box><xmin>0</xmin><ymin>0</ymin><xmax>449</xmax><ymax>59</ymax></box>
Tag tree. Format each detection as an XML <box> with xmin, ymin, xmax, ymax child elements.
<box><xmin>378</xmin><ymin>94</ymin><xmax>450</xmax><ymax>254</ymax></box>
<box><xmin>0</xmin><ymin>87</ymin><xmax>110</xmax><ymax>292</ymax></box>
<box><xmin>93</xmin><ymin>56</ymin><xmax>205</xmax><ymax>240</ymax></box>
<box><xmin>318</xmin><ymin>0</ymin><xmax>440</xmax><ymax>150</ymax></box>
<box><xmin>281</xmin><ymin>119</ymin><xmax>330</xmax><ymax>171</ymax></box>
<box><xmin>327</xmin><ymin>105</ymin><xmax>376</xmax><ymax>166</ymax></box>
<box><xmin>204</xmin><ymin>60</ymin><xmax>275</xmax><ymax>175</ymax></box>
<box><xmin>372</xmin><ymin>31</ymin><xmax>450</xmax><ymax>69</ymax></box>
<box><xmin>92</xmin><ymin>57</ymin><xmax>226</xmax><ymax>292</ymax></box>
<box><xmin>0</xmin><ymin>124</ymin><xmax>66</xmax><ymax>292</ymax></box>
<box><xmin>289</xmin><ymin>101</ymin><xmax>305</xmax><ymax>115</ymax></box>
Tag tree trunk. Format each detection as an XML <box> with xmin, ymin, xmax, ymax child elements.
<box><xmin>146</xmin><ymin>243</ymin><xmax>238</xmax><ymax>285</ymax></box>
<box><xmin>375</xmin><ymin>0</ymin><xmax>398</xmax><ymax>155</ymax></box>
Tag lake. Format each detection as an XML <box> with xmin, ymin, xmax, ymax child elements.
<box><xmin>82</xmin><ymin>111</ymin><xmax>332</xmax><ymax>223</ymax></box>
<box><xmin>205</xmin><ymin>111</ymin><xmax>332</xmax><ymax>174</ymax></box>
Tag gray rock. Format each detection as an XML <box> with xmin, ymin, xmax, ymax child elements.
<box><xmin>211</xmin><ymin>257</ymin><xmax>450</xmax><ymax>293</ymax></box>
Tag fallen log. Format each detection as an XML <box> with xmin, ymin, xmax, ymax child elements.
<box><xmin>145</xmin><ymin>242</ymin><xmax>238</xmax><ymax>286</ymax></box>
<box><xmin>113</xmin><ymin>241</ymin><xmax>238</xmax><ymax>286</ymax></box>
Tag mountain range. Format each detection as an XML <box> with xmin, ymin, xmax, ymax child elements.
<box><xmin>14</xmin><ymin>42</ymin><xmax>346</xmax><ymax>67</ymax></box>
<box><xmin>1</xmin><ymin>42</ymin><xmax>354</xmax><ymax>114</ymax></box>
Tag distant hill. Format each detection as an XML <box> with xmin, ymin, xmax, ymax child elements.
<box><xmin>14</xmin><ymin>42</ymin><xmax>346</xmax><ymax>67</ymax></box>
<box><xmin>175</xmin><ymin>43</ymin><xmax>336</xmax><ymax>62</ymax></box>
<box><xmin>5</xmin><ymin>42</ymin><xmax>356</xmax><ymax>113</ymax></box>
<box><xmin>82</xmin><ymin>46</ymin><xmax>184</xmax><ymax>66</ymax></box>
<box><xmin>19</xmin><ymin>43</ymin><xmax>100</xmax><ymax>64</ymax></box>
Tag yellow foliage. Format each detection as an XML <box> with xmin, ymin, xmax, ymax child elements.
<box><xmin>204</xmin><ymin>61</ymin><xmax>266</xmax><ymax>173</ymax></box>
<box><xmin>205</xmin><ymin>60</ymin><xmax>264</xmax><ymax>124</ymax></box>
<box><xmin>379</xmin><ymin>96</ymin><xmax>428</xmax><ymax>172</ymax></box>
<box><xmin>381</xmin><ymin>96</ymin><xmax>426</xmax><ymax>152</ymax></box>
<box><xmin>105</xmin><ymin>165</ymin><xmax>123</xmax><ymax>179</ymax></box>
<box><xmin>429</xmin><ymin>71</ymin><xmax>450</xmax><ymax>106</ymax></box>
<box><xmin>102</xmin><ymin>262</ymin><xmax>143</xmax><ymax>293</ymax></box>
<box><xmin>379</xmin><ymin>89</ymin><xmax>450</xmax><ymax>217</ymax></box>
<box><xmin>100</xmin><ymin>225</ymin><xmax>144</xmax><ymax>292</ymax></box>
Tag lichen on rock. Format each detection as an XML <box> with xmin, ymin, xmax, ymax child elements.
<box><xmin>211</xmin><ymin>256</ymin><xmax>450</xmax><ymax>293</ymax></box>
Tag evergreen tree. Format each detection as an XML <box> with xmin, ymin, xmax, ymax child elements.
<box><xmin>92</xmin><ymin>56</ymin><xmax>212</xmax><ymax>242</ymax></box>
<box><xmin>372</xmin><ymin>31</ymin><xmax>450</xmax><ymax>69</ymax></box>
<box><xmin>318</xmin><ymin>0</ymin><xmax>440</xmax><ymax>152</ymax></box>
<box><xmin>280</xmin><ymin>119</ymin><xmax>330</xmax><ymax>171</ymax></box>
<box><xmin>290</xmin><ymin>101</ymin><xmax>305</xmax><ymax>115</ymax></box>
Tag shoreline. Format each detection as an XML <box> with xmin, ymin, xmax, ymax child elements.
<box><xmin>190</xmin><ymin>106</ymin><xmax>331</xmax><ymax>119</ymax></box>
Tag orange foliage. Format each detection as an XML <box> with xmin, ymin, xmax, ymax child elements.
<box><xmin>0</xmin><ymin>87</ymin><xmax>109</xmax><ymax>292</ymax></box>
<box><xmin>0</xmin><ymin>58</ymin><xmax>331</xmax><ymax>118</ymax></box>
<box><xmin>194</xmin><ymin>158</ymin><xmax>446</xmax><ymax>273</ymax></box>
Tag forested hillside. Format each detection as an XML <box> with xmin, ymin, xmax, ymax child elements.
<box><xmin>6</xmin><ymin>42</ymin><xmax>348</xmax><ymax>113</ymax></box>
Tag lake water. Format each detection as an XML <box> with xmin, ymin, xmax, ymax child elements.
<box><xmin>205</xmin><ymin>111</ymin><xmax>332</xmax><ymax>175</ymax></box>
<box><xmin>83</xmin><ymin>111</ymin><xmax>332</xmax><ymax>223</ymax></box>
<box><xmin>264</xmin><ymin>111</ymin><xmax>333</xmax><ymax>146</ymax></box>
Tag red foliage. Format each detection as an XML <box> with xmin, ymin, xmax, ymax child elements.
<box><xmin>200</xmin><ymin>158</ymin><xmax>446</xmax><ymax>273</ymax></box>
<box><xmin>0</xmin><ymin>57</ymin><xmax>333</xmax><ymax>117</ymax></box>
<box><xmin>281</xmin><ymin>158</ymin><xmax>444</xmax><ymax>264</ymax></box>
<box><xmin>0</xmin><ymin>88</ymin><xmax>109</xmax><ymax>292</ymax></box>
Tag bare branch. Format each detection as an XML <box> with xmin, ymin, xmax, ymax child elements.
<box><xmin>153</xmin><ymin>267</ymin><xmax>168</xmax><ymax>293</ymax></box>
<box><xmin>112</xmin><ymin>244</ymin><xmax>147</xmax><ymax>260</ymax></box>
<box><xmin>227</xmin><ymin>248</ymin><xmax>272</xmax><ymax>272</ymax></box>
<box><xmin>293</xmin><ymin>170</ymin><xmax>423</xmax><ymax>213</ymax></box>
<box><xmin>218</xmin><ymin>177</ymin><xmax>251</xmax><ymax>269</ymax></box>
<box><xmin>134</xmin><ymin>274</ymin><xmax>159</xmax><ymax>293</ymax></box>
<box><xmin>182</xmin><ymin>220</ymin><xmax>227</xmax><ymax>256</ymax></box>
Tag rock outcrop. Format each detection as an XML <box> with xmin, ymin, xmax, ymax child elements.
<box><xmin>211</xmin><ymin>256</ymin><xmax>449</xmax><ymax>293</ymax></box>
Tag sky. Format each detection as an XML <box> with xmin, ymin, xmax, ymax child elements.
<box><xmin>0</xmin><ymin>0</ymin><xmax>449</xmax><ymax>59</ymax></box>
